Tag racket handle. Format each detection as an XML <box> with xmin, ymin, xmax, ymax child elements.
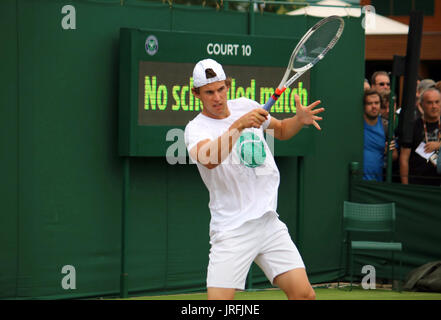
<box><xmin>262</xmin><ymin>87</ymin><xmax>286</xmax><ymax>111</ymax></box>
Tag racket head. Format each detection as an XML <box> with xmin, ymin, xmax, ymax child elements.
<box><xmin>289</xmin><ymin>15</ymin><xmax>344</xmax><ymax>75</ymax></box>
<box><xmin>265</xmin><ymin>15</ymin><xmax>344</xmax><ymax>111</ymax></box>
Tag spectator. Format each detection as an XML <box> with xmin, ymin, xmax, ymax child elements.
<box><xmin>434</xmin><ymin>80</ymin><xmax>441</xmax><ymax>93</ymax></box>
<box><xmin>364</xmin><ymin>78</ymin><xmax>370</xmax><ymax>91</ymax></box>
<box><xmin>415</xmin><ymin>79</ymin><xmax>436</xmax><ymax>119</ymax></box>
<box><xmin>363</xmin><ymin>89</ymin><xmax>398</xmax><ymax>182</ymax></box>
<box><xmin>417</xmin><ymin>79</ymin><xmax>435</xmax><ymax>96</ymax></box>
<box><xmin>379</xmin><ymin>90</ymin><xmax>400</xmax><ymax>128</ymax></box>
<box><xmin>379</xmin><ymin>90</ymin><xmax>392</xmax><ymax>121</ymax></box>
<box><xmin>400</xmin><ymin>87</ymin><xmax>441</xmax><ymax>186</ymax></box>
<box><xmin>371</xmin><ymin>71</ymin><xmax>390</xmax><ymax>94</ymax></box>
<box><xmin>379</xmin><ymin>90</ymin><xmax>400</xmax><ymax>181</ymax></box>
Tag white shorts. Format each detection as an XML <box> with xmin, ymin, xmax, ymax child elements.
<box><xmin>207</xmin><ymin>212</ymin><xmax>305</xmax><ymax>290</ymax></box>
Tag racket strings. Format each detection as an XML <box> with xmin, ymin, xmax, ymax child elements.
<box><xmin>293</xmin><ymin>18</ymin><xmax>344</xmax><ymax>70</ymax></box>
<box><xmin>262</xmin><ymin>16</ymin><xmax>344</xmax><ymax>111</ymax></box>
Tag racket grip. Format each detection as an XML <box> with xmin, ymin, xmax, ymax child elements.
<box><xmin>262</xmin><ymin>87</ymin><xmax>286</xmax><ymax>111</ymax></box>
<box><xmin>262</xmin><ymin>97</ymin><xmax>277</xmax><ymax>111</ymax></box>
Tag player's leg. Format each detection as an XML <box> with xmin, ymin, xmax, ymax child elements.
<box><xmin>207</xmin><ymin>287</ymin><xmax>235</xmax><ymax>300</ymax></box>
<box><xmin>206</xmin><ymin>219</ymin><xmax>262</xmax><ymax>300</ymax></box>
<box><xmin>273</xmin><ymin>268</ymin><xmax>315</xmax><ymax>300</ymax></box>
<box><xmin>254</xmin><ymin>213</ymin><xmax>314</xmax><ymax>300</ymax></box>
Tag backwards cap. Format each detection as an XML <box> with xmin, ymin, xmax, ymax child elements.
<box><xmin>192</xmin><ymin>59</ymin><xmax>226</xmax><ymax>88</ymax></box>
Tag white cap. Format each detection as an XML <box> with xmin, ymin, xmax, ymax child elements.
<box><xmin>192</xmin><ymin>59</ymin><xmax>226</xmax><ymax>88</ymax></box>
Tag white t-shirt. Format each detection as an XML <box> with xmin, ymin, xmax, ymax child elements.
<box><xmin>184</xmin><ymin>97</ymin><xmax>280</xmax><ymax>233</ymax></box>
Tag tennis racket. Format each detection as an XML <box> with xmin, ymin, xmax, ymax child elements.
<box><xmin>262</xmin><ymin>15</ymin><xmax>345</xmax><ymax>111</ymax></box>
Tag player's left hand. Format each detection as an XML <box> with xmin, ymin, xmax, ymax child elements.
<box><xmin>294</xmin><ymin>94</ymin><xmax>324</xmax><ymax>130</ymax></box>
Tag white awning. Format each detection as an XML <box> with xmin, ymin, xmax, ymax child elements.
<box><xmin>287</xmin><ymin>0</ymin><xmax>409</xmax><ymax>35</ymax></box>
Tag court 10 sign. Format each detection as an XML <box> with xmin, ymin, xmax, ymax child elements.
<box><xmin>207</xmin><ymin>43</ymin><xmax>253</xmax><ymax>57</ymax></box>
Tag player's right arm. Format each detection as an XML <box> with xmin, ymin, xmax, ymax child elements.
<box><xmin>189</xmin><ymin>109</ymin><xmax>268</xmax><ymax>169</ymax></box>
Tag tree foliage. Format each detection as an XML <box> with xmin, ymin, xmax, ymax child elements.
<box><xmin>141</xmin><ymin>0</ymin><xmax>309</xmax><ymax>14</ymax></box>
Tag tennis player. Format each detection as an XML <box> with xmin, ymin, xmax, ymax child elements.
<box><xmin>184</xmin><ymin>59</ymin><xmax>324</xmax><ymax>300</ymax></box>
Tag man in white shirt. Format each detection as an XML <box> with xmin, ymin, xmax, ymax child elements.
<box><xmin>184</xmin><ymin>59</ymin><xmax>324</xmax><ymax>300</ymax></box>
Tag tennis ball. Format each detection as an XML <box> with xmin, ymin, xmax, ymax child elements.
<box><xmin>236</xmin><ymin>131</ymin><xmax>266</xmax><ymax>168</ymax></box>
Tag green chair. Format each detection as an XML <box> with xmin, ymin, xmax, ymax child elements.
<box><xmin>342</xmin><ymin>201</ymin><xmax>403</xmax><ymax>291</ymax></box>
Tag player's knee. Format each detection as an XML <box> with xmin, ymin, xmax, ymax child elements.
<box><xmin>288</xmin><ymin>287</ymin><xmax>315</xmax><ymax>300</ymax></box>
<box><xmin>207</xmin><ymin>288</ymin><xmax>235</xmax><ymax>300</ymax></box>
<box><xmin>306</xmin><ymin>287</ymin><xmax>316</xmax><ymax>300</ymax></box>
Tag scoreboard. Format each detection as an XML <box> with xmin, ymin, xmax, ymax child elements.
<box><xmin>118</xmin><ymin>28</ymin><xmax>313</xmax><ymax>157</ymax></box>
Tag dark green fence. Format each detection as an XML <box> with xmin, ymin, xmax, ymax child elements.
<box><xmin>348</xmin><ymin>170</ymin><xmax>441</xmax><ymax>283</ymax></box>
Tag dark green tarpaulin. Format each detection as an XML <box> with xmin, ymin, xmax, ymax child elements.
<box><xmin>350</xmin><ymin>179</ymin><xmax>441</xmax><ymax>281</ymax></box>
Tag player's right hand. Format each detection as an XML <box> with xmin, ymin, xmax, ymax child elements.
<box><xmin>235</xmin><ymin>109</ymin><xmax>269</xmax><ymax>130</ymax></box>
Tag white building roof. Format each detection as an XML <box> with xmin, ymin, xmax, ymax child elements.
<box><xmin>287</xmin><ymin>0</ymin><xmax>409</xmax><ymax>35</ymax></box>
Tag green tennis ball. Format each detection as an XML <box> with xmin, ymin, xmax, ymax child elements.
<box><xmin>236</xmin><ymin>131</ymin><xmax>266</xmax><ymax>168</ymax></box>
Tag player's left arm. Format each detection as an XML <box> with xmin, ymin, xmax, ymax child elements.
<box><xmin>266</xmin><ymin>94</ymin><xmax>324</xmax><ymax>140</ymax></box>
